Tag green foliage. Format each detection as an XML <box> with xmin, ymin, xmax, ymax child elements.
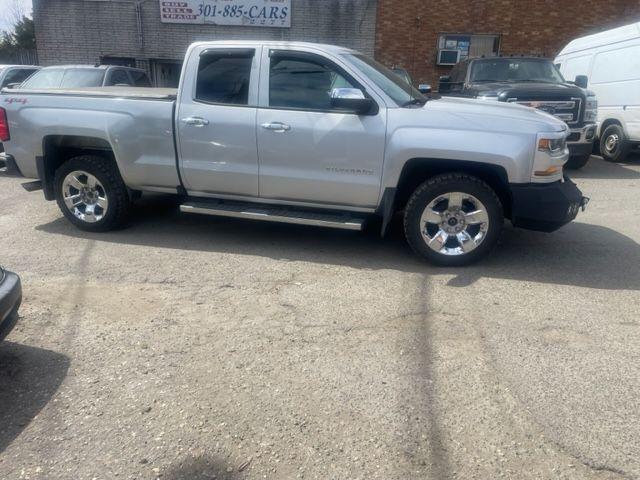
<box><xmin>0</xmin><ymin>16</ymin><xmax>36</xmax><ymax>61</ymax></box>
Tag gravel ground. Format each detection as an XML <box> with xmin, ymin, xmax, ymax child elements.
<box><xmin>0</xmin><ymin>155</ymin><xmax>639</xmax><ymax>480</ymax></box>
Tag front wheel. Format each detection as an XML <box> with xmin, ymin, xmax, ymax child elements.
<box><xmin>565</xmin><ymin>154</ymin><xmax>591</xmax><ymax>170</ymax></box>
<box><xmin>404</xmin><ymin>173</ymin><xmax>503</xmax><ymax>266</ymax></box>
<box><xmin>54</xmin><ymin>155</ymin><xmax>131</xmax><ymax>232</ymax></box>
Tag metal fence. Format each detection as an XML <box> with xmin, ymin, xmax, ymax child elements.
<box><xmin>0</xmin><ymin>49</ymin><xmax>38</xmax><ymax>65</ymax></box>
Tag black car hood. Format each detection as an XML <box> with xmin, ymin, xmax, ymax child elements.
<box><xmin>468</xmin><ymin>82</ymin><xmax>585</xmax><ymax>100</ymax></box>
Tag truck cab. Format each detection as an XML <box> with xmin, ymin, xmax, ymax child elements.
<box><xmin>438</xmin><ymin>57</ymin><xmax>598</xmax><ymax>169</ymax></box>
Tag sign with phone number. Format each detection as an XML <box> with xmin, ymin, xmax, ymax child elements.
<box><xmin>160</xmin><ymin>0</ymin><xmax>291</xmax><ymax>27</ymax></box>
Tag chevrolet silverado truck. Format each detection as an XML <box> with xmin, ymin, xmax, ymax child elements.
<box><xmin>438</xmin><ymin>56</ymin><xmax>598</xmax><ymax>170</ymax></box>
<box><xmin>0</xmin><ymin>41</ymin><xmax>587</xmax><ymax>266</ymax></box>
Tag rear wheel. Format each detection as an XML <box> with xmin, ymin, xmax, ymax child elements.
<box><xmin>54</xmin><ymin>155</ymin><xmax>131</xmax><ymax>232</ymax></box>
<box><xmin>600</xmin><ymin>124</ymin><xmax>630</xmax><ymax>162</ymax></box>
<box><xmin>565</xmin><ymin>154</ymin><xmax>590</xmax><ymax>170</ymax></box>
<box><xmin>403</xmin><ymin>173</ymin><xmax>503</xmax><ymax>266</ymax></box>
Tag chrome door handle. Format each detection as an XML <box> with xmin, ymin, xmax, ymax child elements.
<box><xmin>261</xmin><ymin>122</ymin><xmax>291</xmax><ymax>132</ymax></box>
<box><xmin>182</xmin><ymin>116</ymin><xmax>210</xmax><ymax>127</ymax></box>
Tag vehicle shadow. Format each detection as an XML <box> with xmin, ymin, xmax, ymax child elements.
<box><xmin>36</xmin><ymin>194</ymin><xmax>640</xmax><ymax>291</ymax></box>
<box><xmin>0</xmin><ymin>342</ymin><xmax>70</xmax><ymax>454</ymax></box>
<box><xmin>162</xmin><ymin>455</ymin><xmax>243</xmax><ymax>480</ymax></box>
<box><xmin>569</xmin><ymin>154</ymin><xmax>640</xmax><ymax>180</ymax></box>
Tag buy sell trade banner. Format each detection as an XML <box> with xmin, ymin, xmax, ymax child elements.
<box><xmin>159</xmin><ymin>0</ymin><xmax>291</xmax><ymax>27</ymax></box>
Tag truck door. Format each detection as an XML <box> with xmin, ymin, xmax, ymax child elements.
<box><xmin>177</xmin><ymin>47</ymin><xmax>260</xmax><ymax>197</ymax></box>
<box><xmin>255</xmin><ymin>49</ymin><xmax>386</xmax><ymax>208</ymax></box>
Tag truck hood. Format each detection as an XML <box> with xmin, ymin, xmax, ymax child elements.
<box><xmin>421</xmin><ymin>96</ymin><xmax>568</xmax><ymax>134</ymax></box>
<box><xmin>467</xmin><ymin>81</ymin><xmax>585</xmax><ymax>101</ymax></box>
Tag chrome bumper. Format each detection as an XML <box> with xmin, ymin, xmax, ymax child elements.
<box><xmin>567</xmin><ymin>124</ymin><xmax>597</xmax><ymax>145</ymax></box>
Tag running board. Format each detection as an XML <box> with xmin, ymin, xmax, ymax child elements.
<box><xmin>180</xmin><ymin>201</ymin><xmax>366</xmax><ymax>231</ymax></box>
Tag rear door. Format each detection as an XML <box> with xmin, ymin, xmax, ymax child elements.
<box><xmin>255</xmin><ymin>48</ymin><xmax>386</xmax><ymax>208</ymax></box>
<box><xmin>177</xmin><ymin>46</ymin><xmax>260</xmax><ymax>197</ymax></box>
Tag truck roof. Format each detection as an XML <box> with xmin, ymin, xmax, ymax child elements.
<box><xmin>557</xmin><ymin>22</ymin><xmax>640</xmax><ymax>56</ymax></box>
<box><xmin>188</xmin><ymin>40</ymin><xmax>358</xmax><ymax>55</ymax></box>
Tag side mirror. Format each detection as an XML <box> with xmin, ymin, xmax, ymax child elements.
<box><xmin>418</xmin><ymin>84</ymin><xmax>432</xmax><ymax>95</ymax></box>
<box><xmin>574</xmin><ymin>75</ymin><xmax>588</xmax><ymax>88</ymax></box>
<box><xmin>438</xmin><ymin>75</ymin><xmax>451</xmax><ymax>92</ymax></box>
<box><xmin>330</xmin><ymin>88</ymin><xmax>378</xmax><ymax>115</ymax></box>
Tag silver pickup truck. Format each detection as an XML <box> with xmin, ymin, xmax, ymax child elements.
<box><xmin>0</xmin><ymin>41</ymin><xmax>587</xmax><ymax>266</ymax></box>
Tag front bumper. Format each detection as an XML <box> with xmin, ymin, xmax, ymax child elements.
<box><xmin>0</xmin><ymin>269</ymin><xmax>22</xmax><ymax>342</ymax></box>
<box><xmin>511</xmin><ymin>176</ymin><xmax>588</xmax><ymax>232</ymax></box>
<box><xmin>567</xmin><ymin>124</ymin><xmax>596</xmax><ymax>156</ymax></box>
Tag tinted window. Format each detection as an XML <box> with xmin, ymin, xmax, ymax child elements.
<box><xmin>106</xmin><ymin>69</ymin><xmax>131</xmax><ymax>86</ymax></box>
<box><xmin>470</xmin><ymin>59</ymin><xmax>564</xmax><ymax>83</ymax></box>
<box><xmin>195</xmin><ymin>50</ymin><xmax>253</xmax><ymax>105</ymax></box>
<box><xmin>269</xmin><ymin>54</ymin><xmax>357</xmax><ymax>110</ymax></box>
<box><xmin>60</xmin><ymin>69</ymin><xmax>106</xmax><ymax>87</ymax></box>
<box><xmin>21</xmin><ymin>68</ymin><xmax>65</xmax><ymax>88</ymax></box>
<box><xmin>130</xmin><ymin>70</ymin><xmax>151</xmax><ymax>87</ymax></box>
<box><xmin>1</xmin><ymin>68</ymin><xmax>38</xmax><ymax>88</ymax></box>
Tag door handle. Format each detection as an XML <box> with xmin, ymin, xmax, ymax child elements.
<box><xmin>261</xmin><ymin>122</ymin><xmax>291</xmax><ymax>133</ymax></box>
<box><xmin>182</xmin><ymin>116</ymin><xmax>210</xmax><ymax>127</ymax></box>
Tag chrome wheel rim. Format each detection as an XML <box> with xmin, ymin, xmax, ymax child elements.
<box><xmin>604</xmin><ymin>134</ymin><xmax>619</xmax><ymax>154</ymax></box>
<box><xmin>62</xmin><ymin>170</ymin><xmax>108</xmax><ymax>223</ymax></box>
<box><xmin>420</xmin><ymin>192</ymin><xmax>490</xmax><ymax>256</ymax></box>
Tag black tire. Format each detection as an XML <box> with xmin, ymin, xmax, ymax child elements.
<box><xmin>403</xmin><ymin>173</ymin><xmax>503</xmax><ymax>266</ymax></box>
<box><xmin>565</xmin><ymin>154</ymin><xmax>591</xmax><ymax>170</ymax></box>
<box><xmin>600</xmin><ymin>124</ymin><xmax>631</xmax><ymax>162</ymax></box>
<box><xmin>54</xmin><ymin>155</ymin><xmax>131</xmax><ymax>232</ymax></box>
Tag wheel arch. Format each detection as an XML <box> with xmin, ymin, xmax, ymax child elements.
<box><xmin>379</xmin><ymin>158</ymin><xmax>511</xmax><ymax>236</ymax></box>
<box><xmin>598</xmin><ymin>118</ymin><xmax>624</xmax><ymax>138</ymax></box>
<box><xmin>40</xmin><ymin>135</ymin><xmax>116</xmax><ymax>200</ymax></box>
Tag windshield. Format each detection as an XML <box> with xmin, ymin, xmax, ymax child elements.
<box><xmin>344</xmin><ymin>54</ymin><xmax>425</xmax><ymax>106</ymax></box>
<box><xmin>470</xmin><ymin>59</ymin><xmax>565</xmax><ymax>84</ymax></box>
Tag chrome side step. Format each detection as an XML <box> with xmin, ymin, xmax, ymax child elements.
<box><xmin>180</xmin><ymin>201</ymin><xmax>366</xmax><ymax>231</ymax></box>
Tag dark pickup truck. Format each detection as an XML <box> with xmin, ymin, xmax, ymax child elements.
<box><xmin>438</xmin><ymin>57</ymin><xmax>598</xmax><ymax>170</ymax></box>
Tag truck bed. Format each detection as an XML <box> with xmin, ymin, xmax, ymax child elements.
<box><xmin>4</xmin><ymin>86</ymin><xmax>177</xmax><ymax>101</ymax></box>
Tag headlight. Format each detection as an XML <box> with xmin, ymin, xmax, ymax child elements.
<box><xmin>584</xmin><ymin>96</ymin><xmax>598</xmax><ymax>123</ymax></box>
<box><xmin>532</xmin><ymin>134</ymin><xmax>569</xmax><ymax>182</ymax></box>
<box><xmin>538</xmin><ymin>137</ymin><xmax>566</xmax><ymax>156</ymax></box>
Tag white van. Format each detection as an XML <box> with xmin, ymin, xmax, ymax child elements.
<box><xmin>555</xmin><ymin>22</ymin><xmax>640</xmax><ymax>162</ymax></box>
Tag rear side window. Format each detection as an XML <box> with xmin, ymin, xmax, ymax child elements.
<box><xmin>21</xmin><ymin>68</ymin><xmax>65</xmax><ymax>88</ymax></box>
<box><xmin>106</xmin><ymin>69</ymin><xmax>131</xmax><ymax>86</ymax></box>
<box><xmin>60</xmin><ymin>69</ymin><xmax>106</xmax><ymax>88</ymax></box>
<box><xmin>195</xmin><ymin>49</ymin><xmax>254</xmax><ymax>105</ymax></box>
<box><xmin>269</xmin><ymin>53</ymin><xmax>357</xmax><ymax>111</ymax></box>
<box><xmin>1</xmin><ymin>68</ymin><xmax>38</xmax><ymax>88</ymax></box>
<box><xmin>130</xmin><ymin>70</ymin><xmax>151</xmax><ymax>87</ymax></box>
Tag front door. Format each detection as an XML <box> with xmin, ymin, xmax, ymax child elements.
<box><xmin>177</xmin><ymin>47</ymin><xmax>260</xmax><ymax>197</ymax></box>
<box><xmin>256</xmin><ymin>49</ymin><xmax>386</xmax><ymax>208</ymax></box>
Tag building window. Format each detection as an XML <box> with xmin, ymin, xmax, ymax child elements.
<box><xmin>437</xmin><ymin>34</ymin><xmax>500</xmax><ymax>62</ymax></box>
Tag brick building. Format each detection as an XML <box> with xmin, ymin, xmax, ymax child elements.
<box><xmin>32</xmin><ymin>0</ymin><xmax>640</xmax><ymax>88</ymax></box>
<box><xmin>375</xmin><ymin>0</ymin><xmax>640</xmax><ymax>88</ymax></box>
<box><xmin>32</xmin><ymin>0</ymin><xmax>378</xmax><ymax>86</ymax></box>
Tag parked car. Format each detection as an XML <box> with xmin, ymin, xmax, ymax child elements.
<box><xmin>437</xmin><ymin>56</ymin><xmax>598</xmax><ymax>170</ymax></box>
<box><xmin>555</xmin><ymin>21</ymin><xmax>640</xmax><ymax>163</ymax></box>
<box><xmin>0</xmin><ymin>41</ymin><xmax>588</xmax><ymax>266</ymax></box>
<box><xmin>19</xmin><ymin>65</ymin><xmax>152</xmax><ymax>89</ymax></box>
<box><xmin>0</xmin><ymin>65</ymin><xmax>40</xmax><ymax>89</ymax></box>
<box><xmin>0</xmin><ymin>267</ymin><xmax>21</xmax><ymax>342</ymax></box>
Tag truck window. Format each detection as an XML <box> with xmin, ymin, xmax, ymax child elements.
<box><xmin>269</xmin><ymin>53</ymin><xmax>357</xmax><ymax>111</ymax></box>
<box><xmin>1</xmin><ymin>68</ymin><xmax>38</xmax><ymax>88</ymax></box>
<box><xmin>195</xmin><ymin>50</ymin><xmax>254</xmax><ymax>105</ymax></box>
<box><xmin>130</xmin><ymin>70</ymin><xmax>151</xmax><ymax>87</ymax></box>
<box><xmin>21</xmin><ymin>68</ymin><xmax>65</xmax><ymax>89</ymax></box>
<box><xmin>106</xmin><ymin>69</ymin><xmax>132</xmax><ymax>86</ymax></box>
<box><xmin>60</xmin><ymin>69</ymin><xmax>106</xmax><ymax>88</ymax></box>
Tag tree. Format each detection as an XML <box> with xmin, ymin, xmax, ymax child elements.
<box><xmin>0</xmin><ymin>7</ymin><xmax>36</xmax><ymax>64</ymax></box>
